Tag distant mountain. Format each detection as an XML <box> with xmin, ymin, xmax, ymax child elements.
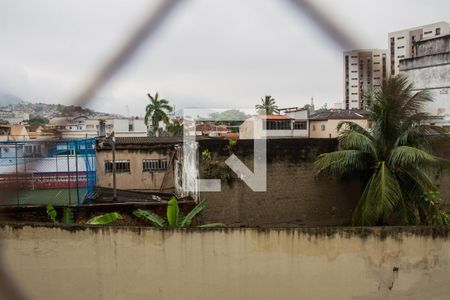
<box><xmin>0</xmin><ymin>93</ymin><xmax>123</xmax><ymax>119</ymax></box>
<box><xmin>0</xmin><ymin>93</ymin><xmax>27</xmax><ymax>106</ymax></box>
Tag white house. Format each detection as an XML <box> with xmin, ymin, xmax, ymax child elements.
<box><xmin>239</xmin><ymin>110</ymin><xmax>308</xmax><ymax>139</ymax></box>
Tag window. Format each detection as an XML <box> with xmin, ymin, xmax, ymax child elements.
<box><xmin>351</xmin><ymin>70</ymin><xmax>357</xmax><ymax>73</ymax></box>
<box><xmin>264</xmin><ymin>120</ymin><xmax>291</xmax><ymax>130</ymax></box>
<box><xmin>105</xmin><ymin>160</ymin><xmax>130</xmax><ymax>173</ymax></box>
<box><xmin>397</xmin><ymin>55</ymin><xmax>405</xmax><ymax>59</ymax></box>
<box><xmin>424</xmin><ymin>30</ymin><xmax>432</xmax><ymax>35</ymax></box>
<box><xmin>143</xmin><ymin>159</ymin><xmax>168</xmax><ymax>172</ymax></box>
<box><xmin>436</xmin><ymin>28</ymin><xmax>441</xmax><ymax>35</ymax></box>
<box><xmin>320</xmin><ymin>125</ymin><xmax>326</xmax><ymax>131</ymax></box>
<box><xmin>129</xmin><ymin>124</ymin><xmax>134</xmax><ymax>132</ymax></box>
<box><xmin>293</xmin><ymin>121</ymin><xmax>307</xmax><ymax>130</ymax></box>
<box><xmin>397</xmin><ymin>46</ymin><xmax>404</xmax><ymax>49</ymax></box>
<box><xmin>312</xmin><ymin>125</ymin><xmax>316</xmax><ymax>131</ymax></box>
<box><xmin>397</xmin><ymin>36</ymin><xmax>404</xmax><ymax>40</ymax></box>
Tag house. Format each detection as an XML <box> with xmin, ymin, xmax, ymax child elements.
<box><xmin>95</xmin><ymin>137</ymin><xmax>182</xmax><ymax>193</ymax></box>
<box><xmin>48</xmin><ymin>116</ymin><xmax>149</xmax><ymax>138</ymax></box>
<box><xmin>195</xmin><ymin>123</ymin><xmax>229</xmax><ymax>137</ymax></box>
<box><xmin>104</xmin><ymin>118</ymin><xmax>148</xmax><ymax>137</ymax></box>
<box><xmin>309</xmin><ymin>110</ymin><xmax>370</xmax><ymax>138</ymax></box>
<box><xmin>239</xmin><ymin>110</ymin><xmax>308</xmax><ymax>139</ymax></box>
<box><xmin>0</xmin><ymin>124</ymin><xmax>30</xmax><ymax>141</ymax></box>
<box><xmin>48</xmin><ymin>115</ymin><xmax>98</xmax><ymax>138</ymax></box>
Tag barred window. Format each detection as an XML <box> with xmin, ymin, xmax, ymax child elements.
<box><xmin>105</xmin><ymin>160</ymin><xmax>130</xmax><ymax>173</ymax></box>
<box><xmin>293</xmin><ymin>121</ymin><xmax>307</xmax><ymax>130</ymax></box>
<box><xmin>143</xmin><ymin>159</ymin><xmax>168</xmax><ymax>172</ymax></box>
<box><xmin>263</xmin><ymin>120</ymin><xmax>291</xmax><ymax>130</ymax></box>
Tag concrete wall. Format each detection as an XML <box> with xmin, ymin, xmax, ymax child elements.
<box><xmin>199</xmin><ymin>139</ymin><xmax>362</xmax><ymax>226</ymax></box>
<box><xmin>96</xmin><ymin>149</ymin><xmax>175</xmax><ymax>192</ymax></box>
<box><xmin>2</xmin><ymin>224</ymin><xmax>450</xmax><ymax>300</ymax></box>
<box><xmin>198</xmin><ymin>138</ymin><xmax>450</xmax><ymax>227</ymax></box>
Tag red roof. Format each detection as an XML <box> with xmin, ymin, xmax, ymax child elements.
<box><xmin>258</xmin><ymin>115</ymin><xmax>291</xmax><ymax>120</ymax></box>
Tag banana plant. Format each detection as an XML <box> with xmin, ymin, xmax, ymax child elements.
<box><xmin>46</xmin><ymin>203</ymin><xmax>122</xmax><ymax>225</ymax></box>
<box><xmin>133</xmin><ymin>196</ymin><xmax>225</xmax><ymax>228</ymax></box>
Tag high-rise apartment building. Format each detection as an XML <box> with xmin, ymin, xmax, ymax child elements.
<box><xmin>388</xmin><ymin>21</ymin><xmax>450</xmax><ymax>77</ymax></box>
<box><xmin>343</xmin><ymin>49</ymin><xmax>387</xmax><ymax>110</ymax></box>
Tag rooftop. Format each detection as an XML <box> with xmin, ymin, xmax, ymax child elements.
<box><xmin>257</xmin><ymin>115</ymin><xmax>292</xmax><ymax>120</ymax></box>
<box><xmin>309</xmin><ymin>110</ymin><xmax>369</xmax><ymax>121</ymax></box>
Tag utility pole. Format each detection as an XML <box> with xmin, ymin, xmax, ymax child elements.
<box><xmin>110</xmin><ymin>132</ymin><xmax>117</xmax><ymax>201</ymax></box>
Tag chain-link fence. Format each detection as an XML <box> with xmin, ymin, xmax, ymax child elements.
<box><xmin>0</xmin><ymin>138</ymin><xmax>96</xmax><ymax>206</ymax></box>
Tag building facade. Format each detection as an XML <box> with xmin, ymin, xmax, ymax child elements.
<box><xmin>343</xmin><ymin>49</ymin><xmax>387</xmax><ymax>110</ymax></box>
<box><xmin>239</xmin><ymin>111</ymin><xmax>308</xmax><ymax>139</ymax></box>
<box><xmin>388</xmin><ymin>21</ymin><xmax>450</xmax><ymax>77</ymax></box>
<box><xmin>309</xmin><ymin>110</ymin><xmax>370</xmax><ymax>138</ymax></box>
<box><xmin>96</xmin><ymin>137</ymin><xmax>180</xmax><ymax>193</ymax></box>
<box><xmin>400</xmin><ymin>34</ymin><xmax>450</xmax><ymax>128</ymax></box>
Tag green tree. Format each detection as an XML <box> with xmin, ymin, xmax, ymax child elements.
<box><xmin>28</xmin><ymin>117</ymin><xmax>49</xmax><ymax>126</ymax></box>
<box><xmin>165</xmin><ymin>119</ymin><xmax>183</xmax><ymax>137</ymax></box>
<box><xmin>315</xmin><ymin>75</ymin><xmax>449</xmax><ymax>226</ymax></box>
<box><xmin>144</xmin><ymin>92</ymin><xmax>173</xmax><ymax>136</ymax></box>
<box><xmin>255</xmin><ymin>95</ymin><xmax>279</xmax><ymax>115</ymax></box>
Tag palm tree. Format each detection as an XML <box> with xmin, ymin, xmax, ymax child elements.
<box><xmin>315</xmin><ymin>75</ymin><xmax>449</xmax><ymax>226</ymax></box>
<box><xmin>144</xmin><ymin>92</ymin><xmax>173</xmax><ymax>136</ymax></box>
<box><xmin>256</xmin><ymin>95</ymin><xmax>279</xmax><ymax>115</ymax></box>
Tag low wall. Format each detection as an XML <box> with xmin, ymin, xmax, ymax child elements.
<box><xmin>1</xmin><ymin>224</ymin><xmax>450</xmax><ymax>300</ymax></box>
<box><xmin>198</xmin><ymin>138</ymin><xmax>450</xmax><ymax>226</ymax></box>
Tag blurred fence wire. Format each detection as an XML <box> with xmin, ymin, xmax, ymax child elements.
<box><xmin>0</xmin><ymin>0</ymin><xmax>357</xmax><ymax>299</ymax></box>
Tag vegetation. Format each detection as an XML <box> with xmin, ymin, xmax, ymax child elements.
<box><xmin>46</xmin><ymin>203</ymin><xmax>122</xmax><ymax>225</ymax></box>
<box><xmin>144</xmin><ymin>92</ymin><xmax>173</xmax><ymax>136</ymax></box>
<box><xmin>133</xmin><ymin>196</ymin><xmax>225</xmax><ymax>228</ymax></box>
<box><xmin>315</xmin><ymin>75</ymin><xmax>449</xmax><ymax>226</ymax></box>
<box><xmin>28</xmin><ymin>116</ymin><xmax>49</xmax><ymax>126</ymax></box>
<box><xmin>256</xmin><ymin>95</ymin><xmax>279</xmax><ymax>115</ymax></box>
<box><xmin>165</xmin><ymin>119</ymin><xmax>184</xmax><ymax>136</ymax></box>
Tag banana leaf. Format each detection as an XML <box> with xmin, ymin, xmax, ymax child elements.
<box><xmin>61</xmin><ymin>207</ymin><xmax>74</xmax><ymax>224</ymax></box>
<box><xmin>133</xmin><ymin>209</ymin><xmax>166</xmax><ymax>227</ymax></box>
<box><xmin>86</xmin><ymin>212</ymin><xmax>122</xmax><ymax>225</ymax></box>
<box><xmin>180</xmin><ymin>199</ymin><xmax>206</xmax><ymax>227</ymax></box>
<box><xmin>46</xmin><ymin>203</ymin><xmax>58</xmax><ymax>223</ymax></box>
<box><xmin>167</xmin><ymin>196</ymin><xmax>179</xmax><ymax>227</ymax></box>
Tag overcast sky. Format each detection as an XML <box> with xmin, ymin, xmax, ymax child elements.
<box><xmin>0</xmin><ymin>0</ymin><xmax>449</xmax><ymax>116</ymax></box>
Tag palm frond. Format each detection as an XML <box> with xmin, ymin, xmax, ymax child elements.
<box><xmin>315</xmin><ymin>150</ymin><xmax>372</xmax><ymax>177</ymax></box>
<box><xmin>353</xmin><ymin>162</ymin><xmax>403</xmax><ymax>225</ymax></box>
<box><xmin>387</xmin><ymin>146</ymin><xmax>443</xmax><ymax>169</ymax></box>
<box><xmin>337</xmin><ymin>121</ymin><xmax>370</xmax><ymax>136</ymax></box>
<box><xmin>338</xmin><ymin>131</ymin><xmax>378</xmax><ymax>159</ymax></box>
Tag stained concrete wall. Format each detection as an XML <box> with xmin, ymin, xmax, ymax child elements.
<box><xmin>199</xmin><ymin>139</ymin><xmax>362</xmax><ymax>226</ymax></box>
<box><xmin>198</xmin><ymin>138</ymin><xmax>450</xmax><ymax>227</ymax></box>
<box><xmin>2</xmin><ymin>224</ymin><xmax>450</xmax><ymax>300</ymax></box>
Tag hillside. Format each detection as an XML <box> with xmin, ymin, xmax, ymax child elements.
<box><xmin>0</xmin><ymin>94</ymin><xmax>122</xmax><ymax>119</ymax></box>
